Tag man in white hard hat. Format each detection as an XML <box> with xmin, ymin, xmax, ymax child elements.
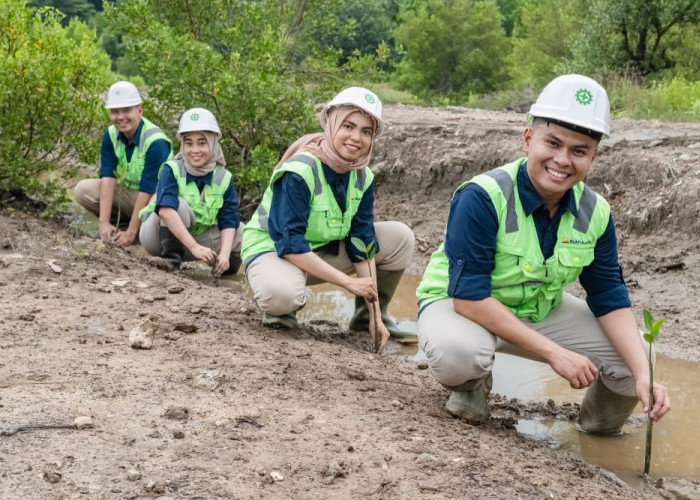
<box><xmin>416</xmin><ymin>74</ymin><xmax>670</xmax><ymax>434</ymax></box>
<box><xmin>74</xmin><ymin>81</ymin><xmax>172</xmax><ymax>247</ymax></box>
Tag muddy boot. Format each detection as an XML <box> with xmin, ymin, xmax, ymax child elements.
<box><xmin>444</xmin><ymin>373</ymin><xmax>493</xmax><ymax>424</ymax></box>
<box><xmin>149</xmin><ymin>226</ymin><xmax>184</xmax><ymax>271</ymax></box>
<box><xmin>578</xmin><ymin>377</ymin><xmax>639</xmax><ymax>435</ymax></box>
<box><xmin>262</xmin><ymin>311</ymin><xmax>298</xmax><ymax>329</ymax></box>
<box><xmin>348</xmin><ymin>269</ymin><xmax>417</xmax><ymax>342</ymax></box>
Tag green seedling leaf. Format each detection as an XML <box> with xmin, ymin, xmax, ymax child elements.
<box><xmin>643</xmin><ymin>333</ymin><xmax>654</xmax><ymax>344</ymax></box>
<box><xmin>651</xmin><ymin>319</ymin><xmax>665</xmax><ymax>336</ymax></box>
<box><xmin>351</xmin><ymin>237</ymin><xmax>368</xmax><ymax>257</ymax></box>
<box><xmin>643</xmin><ymin>309</ymin><xmax>653</xmax><ymax>332</ymax></box>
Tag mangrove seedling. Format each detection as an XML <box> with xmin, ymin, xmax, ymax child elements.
<box><xmin>350</xmin><ymin>236</ymin><xmax>380</xmax><ymax>353</ymax></box>
<box><xmin>642</xmin><ymin>308</ymin><xmax>665</xmax><ymax>476</ymax></box>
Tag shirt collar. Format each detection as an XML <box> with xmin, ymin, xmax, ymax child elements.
<box><xmin>117</xmin><ymin>119</ymin><xmax>145</xmax><ymax>147</ymax></box>
<box><xmin>517</xmin><ymin>162</ymin><xmax>577</xmax><ymax>218</ymax></box>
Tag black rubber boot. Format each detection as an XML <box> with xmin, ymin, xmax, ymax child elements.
<box><xmin>151</xmin><ymin>226</ymin><xmax>184</xmax><ymax>271</ymax></box>
<box><xmin>443</xmin><ymin>373</ymin><xmax>493</xmax><ymax>424</ymax></box>
<box><xmin>578</xmin><ymin>377</ymin><xmax>639</xmax><ymax>435</ymax></box>
<box><xmin>348</xmin><ymin>269</ymin><xmax>417</xmax><ymax>342</ymax></box>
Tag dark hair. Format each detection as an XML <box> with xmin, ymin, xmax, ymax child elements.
<box><xmin>531</xmin><ymin>117</ymin><xmax>602</xmax><ymax>143</ymax></box>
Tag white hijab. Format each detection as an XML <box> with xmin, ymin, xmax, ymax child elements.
<box><xmin>175</xmin><ymin>131</ymin><xmax>226</xmax><ymax>177</ymax></box>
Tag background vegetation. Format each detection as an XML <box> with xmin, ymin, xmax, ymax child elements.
<box><xmin>4</xmin><ymin>0</ymin><xmax>700</xmax><ymax>212</ymax></box>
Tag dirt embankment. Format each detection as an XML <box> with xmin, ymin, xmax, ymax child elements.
<box><xmin>2</xmin><ymin>105</ymin><xmax>699</xmax><ymax>499</ymax></box>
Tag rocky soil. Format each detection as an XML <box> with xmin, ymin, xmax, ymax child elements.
<box><xmin>2</xmin><ymin>105</ymin><xmax>700</xmax><ymax>499</ymax></box>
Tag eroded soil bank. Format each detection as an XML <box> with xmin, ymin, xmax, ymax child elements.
<box><xmin>2</xmin><ymin>105</ymin><xmax>699</xmax><ymax>499</ymax></box>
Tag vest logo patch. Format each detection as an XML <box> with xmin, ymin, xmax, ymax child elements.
<box><xmin>561</xmin><ymin>236</ymin><xmax>592</xmax><ymax>245</ymax></box>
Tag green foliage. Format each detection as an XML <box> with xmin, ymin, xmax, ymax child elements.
<box><xmin>0</xmin><ymin>0</ymin><xmax>113</xmax><ymax>207</ymax></box>
<box><xmin>317</xmin><ymin>0</ymin><xmax>394</xmax><ymax>64</ymax></box>
<box><xmin>392</xmin><ymin>0</ymin><xmax>511</xmax><ymax>100</ymax></box>
<box><xmin>568</xmin><ymin>0</ymin><xmax>700</xmax><ymax>77</ymax></box>
<box><xmin>27</xmin><ymin>0</ymin><xmax>97</xmax><ymax>23</ymax></box>
<box><xmin>507</xmin><ymin>0</ymin><xmax>585</xmax><ymax>90</ymax></box>
<box><xmin>607</xmin><ymin>75</ymin><xmax>700</xmax><ymax>121</ymax></box>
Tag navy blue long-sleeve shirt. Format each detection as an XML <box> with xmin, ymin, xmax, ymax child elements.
<box><xmin>154</xmin><ymin>165</ymin><xmax>240</xmax><ymax>230</ymax></box>
<box><xmin>268</xmin><ymin>163</ymin><xmax>378</xmax><ymax>262</ymax></box>
<box><xmin>99</xmin><ymin>119</ymin><xmax>171</xmax><ymax>194</ymax></box>
<box><xmin>445</xmin><ymin>162</ymin><xmax>630</xmax><ymax>317</ymax></box>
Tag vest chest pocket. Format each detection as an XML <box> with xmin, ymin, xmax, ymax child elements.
<box><xmin>554</xmin><ymin>246</ymin><xmax>595</xmax><ymax>284</ymax></box>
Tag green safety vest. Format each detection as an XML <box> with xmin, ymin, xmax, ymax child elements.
<box><xmin>241</xmin><ymin>152</ymin><xmax>373</xmax><ymax>263</ymax></box>
<box><xmin>138</xmin><ymin>159</ymin><xmax>232</xmax><ymax>237</ymax></box>
<box><xmin>108</xmin><ymin>117</ymin><xmax>172</xmax><ymax>190</ymax></box>
<box><xmin>416</xmin><ymin>157</ymin><xmax>611</xmax><ymax>323</ymax></box>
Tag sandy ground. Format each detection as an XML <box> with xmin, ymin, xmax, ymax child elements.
<box><xmin>2</xmin><ymin>105</ymin><xmax>700</xmax><ymax>499</ymax></box>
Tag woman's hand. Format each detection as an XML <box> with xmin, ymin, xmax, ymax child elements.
<box><xmin>212</xmin><ymin>252</ymin><xmax>230</xmax><ymax>277</ymax></box>
<box><xmin>189</xmin><ymin>243</ymin><xmax>217</xmax><ymax>267</ymax></box>
<box><xmin>345</xmin><ymin>276</ymin><xmax>377</xmax><ymax>301</ymax></box>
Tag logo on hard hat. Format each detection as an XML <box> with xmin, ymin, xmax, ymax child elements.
<box><xmin>364</xmin><ymin>94</ymin><xmax>376</xmax><ymax>104</ymax></box>
<box><xmin>575</xmin><ymin>88</ymin><xmax>593</xmax><ymax>105</ymax></box>
<box><xmin>190</xmin><ymin>113</ymin><xmax>200</xmax><ymax>120</ymax></box>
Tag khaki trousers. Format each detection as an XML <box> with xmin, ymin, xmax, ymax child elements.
<box><xmin>417</xmin><ymin>293</ymin><xmax>654</xmax><ymax>397</ymax></box>
<box><xmin>73</xmin><ymin>178</ymin><xmax>139</xmax><ymax>221</ymax></box>
<box><xmin>246</xmin><ymin>221</ymin><xmax>414</xmax><ymax>316</ymax></box>
<box><xmin>138</xmin><ymin>197</ymin><xmax>243</xmax><ymax>262</ymax></box>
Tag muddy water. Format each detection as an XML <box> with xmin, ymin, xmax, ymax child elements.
<box><xmin>209</xmin><ymin>270</ymin><xmax>697</xmax><ymax>486</ymax></box>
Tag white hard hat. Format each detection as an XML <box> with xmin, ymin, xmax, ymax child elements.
<box><xmin>177</xmin><ymin>108</ymin><xmax>221</xmax><ymax>139</ymax></box>
<box><xmin>320</xmin><ymin>87</ymin><xmax>384</xmax><ymax>136</ymax></box>
<box><xmin>105</xmin><ymin>81</ymin><xmax>143</xmax><ymax>109</ymax></box>
<box><xmin>528</xmin><ymin>74</ymin><xmax>610</xmax><ymax>138</ymax></box>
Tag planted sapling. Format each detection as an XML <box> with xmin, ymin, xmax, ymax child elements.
<box><xmin>642</xmin><ymin>308</ymin><xmax>664</xmax><ymax>476</ymax></box>
<box><xmin>350</xmin><ymin>237</ymin><xmax>381</xmax><ymax>353</ymax></box>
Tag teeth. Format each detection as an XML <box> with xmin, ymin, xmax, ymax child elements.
<box><xmin>547</xmin><ymin>167</ymin><xmax>567</xmax><ymax>178</ymax></box>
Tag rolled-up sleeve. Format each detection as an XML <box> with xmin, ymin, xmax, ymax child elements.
<box><xmin>346</xmin><ymin>181</ymin><xmax>378</xmax><ymax>262</ymax></box>
<box><xmin>269</xmin><ymin>172</ymin><xmax>313</xmax><ymax>256</ymax></box>
<box><xmin>580</xmin><ymin>215</ymin><xmax>631</xmax><ymax>316</ymax></box>
<box><xmin>445</xmin><ymin>184</ymin><xmax>498</xmax><ymax>300</ymax></box>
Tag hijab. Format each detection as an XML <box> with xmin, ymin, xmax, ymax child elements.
<box><xmin>175</xmin><ymin>131</ymin><xmax>226</xmax><ymax>177</ymax></box>
<box><xmin>276</xmin><ymin>106</ymin><xmax>377</xmax><ymax>174</ymax></box>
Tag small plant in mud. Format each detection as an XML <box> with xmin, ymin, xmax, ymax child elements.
<box><xmin>351</xmin><ymin>237</ymin><xmax>380</xmax><ymax>353</ymax></box>
<box><xmin>642</xmin><ymin>308</ymin><xmax>665</xmax><ymax>476</ymax></box>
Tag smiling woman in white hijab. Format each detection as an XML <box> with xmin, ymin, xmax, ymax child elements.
<box><xmin>240</xmin><ymin>87</ymin><xmax>416</xmax><ymax>353</ymax></box>
<box><xmin>138</xmin><ymin>108</ymin><xmax>243</xmax><ymax>276</ymax></box>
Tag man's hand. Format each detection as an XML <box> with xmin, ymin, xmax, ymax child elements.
<box><xmin>636</xmin><ymin>379</ymin><xmax>671</xmax><ymax>422</ymax></box>
<box><xmin>113</xmin><ymin>228</ymin><xmax>138</xmax><ymax>247</ymax></box>
<box><xmin>99</xmin><ymin>221</ymin><xmax>117</xmax><ymax>243</ymax></box>
<box><xmin>547</xmin><ymin>346</ymin><xmax>598</xmax><ymax>389</ymax></box>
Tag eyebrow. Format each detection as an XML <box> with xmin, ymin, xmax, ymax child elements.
<box><xmin>542</xmin><ymin>131</ymin><xmax>594</xmax><ymax>150</ymax></box>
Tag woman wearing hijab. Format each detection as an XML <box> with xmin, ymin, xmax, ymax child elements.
<box><xmin>241</xmin><ymin>87</ymin><xmax>415</xmax><ymax>353</ymax></box>
<box><xmin>139</xmin><ymin>108</ymin><xmax>242</xmax><ymax>276</ymax></box>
